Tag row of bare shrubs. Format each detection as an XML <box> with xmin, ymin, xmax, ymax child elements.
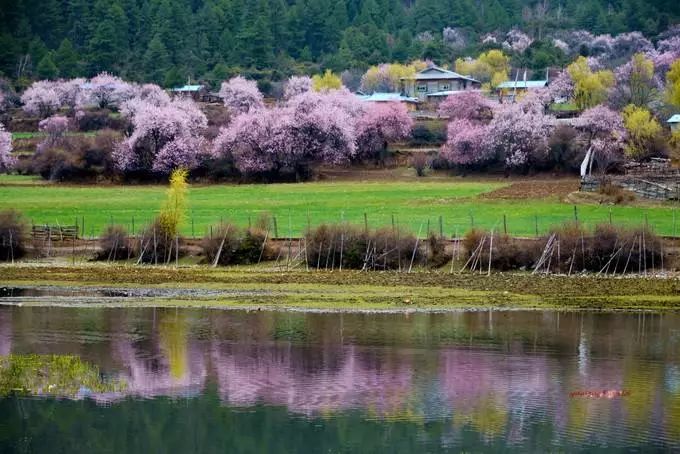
<box><xmin>305</xmin><ymin>224</ymin><xmax>450</xmax><ymax>270</ymax></box>
<box><xmin>98</xmin><ymin>214</ymin><xmax>279</xmax><ymax>266</ymax></box>
<box><xmin>464</xmin><ymin>223</ymin><xmax>665</xmax><ymax>273</ymax></box>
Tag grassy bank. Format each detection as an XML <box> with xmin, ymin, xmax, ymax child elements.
<box><xmin>2</xmin><ymin>264</ymin><xmax>680</xmax><ymax>311</ymax></box>
<box><xmin>0</xmin><ymin>176</ymin><xmax>678</xmax><ymax>237</ymax></box>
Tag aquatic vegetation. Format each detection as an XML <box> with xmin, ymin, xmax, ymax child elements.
<box><xmin>0</xmin><ymin>354</ymin><xmax>124</xmax><ymax>397</ymax></box>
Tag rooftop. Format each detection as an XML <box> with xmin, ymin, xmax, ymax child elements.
<box><xmin>171</xmin><ymin>84</ymin><xmax>204</xmax><ymax>92</ymax></box>
<box><xmin>357</xmin><ymin>92</ymin><xmax>420</xmax><ymax>103</ymax></box>
<box><xmin>496</xmin><ymin>80</ymin><xmax>549</xmax><ymax>90</ymax></box>
<box><xmin>401</xmin><ymin>66</ymin><xmax>479</xmax><ymax>83</ymax></box>
<box><xmin>426</xmin><ymin>90</ymin><xmax>481</xmax><ymax>98</ymax></box>
<box><xmin>668</xmin><ymin>114</ymin><xmax>680</xmax><ymax>123</ymax></box>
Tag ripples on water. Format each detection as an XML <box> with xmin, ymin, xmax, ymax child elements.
<box><xmin>0</xmin><ymin>307</ymin><xmax>679</xmax><ymax>452</ymax></box>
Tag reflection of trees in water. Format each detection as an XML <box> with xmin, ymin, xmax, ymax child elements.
<box><xmin>2</xmin><ymin>307</ymin><xmax>680</xmax><ymax>445</ymax></box>
<box><xmin>0</xmin><ymin>310</ymin><xmax>11</xmax><ymax>356</ymax></box>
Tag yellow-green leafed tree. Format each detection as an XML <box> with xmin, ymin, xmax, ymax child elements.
<box><xmin>667</xmin><ymin>59</ymin><xmax>680</xmax><ymax>107</ymax></box>
<box><xmin>312</xmin><ymin>69</ymin><xmax>343</xmax><ymax>92</ymax></box>
<box><xmin>567</xmin><ymin>56</ymin><xmax>615</xmax><ymax>110</ymax></box>
<box><xmin>360</xmin><ymin>62</ymin><xmax>426</xmax><ymax>93</ymax></box>
<box><xmin>622</xmin><ymin>105</ymin><xmax>662</xmax><ymax>159</ymax></box>
<box><xmin>455</xmin><ymin>50</ymin><xmax>509</xmax><ymax>88</ymax></box>
<box><xmin>159</xmin><ymin>168</ymin><xmax>188</xmax><ymax>238</ymax></box>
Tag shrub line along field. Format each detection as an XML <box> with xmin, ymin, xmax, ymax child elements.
<box><xmin>1</xmin><ymin>176</ymin><xmax>679</xmax><ymax>238</ymax></box>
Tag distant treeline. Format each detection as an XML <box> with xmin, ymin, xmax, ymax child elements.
<box><xmin>1</xmin><ymin>0</ymin><xmax>679</xmax><ymax>89</ymax></box>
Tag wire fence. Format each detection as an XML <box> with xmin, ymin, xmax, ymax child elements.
<box><xmin>27</xmin><ymin>204</ymin><xmax>680</xmax><ymax>241</ymax></box>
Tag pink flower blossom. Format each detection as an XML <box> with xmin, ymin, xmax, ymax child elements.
<box><xmin>355</xmin><ymin>102</ymin><xmax>413</xmax><ymax>161</ymax></box>
<box><xmin>152</xmin><ymin>135</ymin><xmax>210</xmax><ymax>173</ymax></box>
<box><xmin>487</xmin><ymin>101</ymin><xmax>555</xmax><ymax>168</ymax></box>
<box><xmin>440</xmin><ymin>119</ymin><xmax>493</xmax><ymax>166</ymax></box>
<box><xmin>572</xmin><ymin>105</ymin><xmax>626</xmax><ymax>171</ymax></box>
<box><xmin>503</xmin><ymin>29</ymin><xmax>533</xmax><ymax>53</ymax></box>
<box><xmin>219</xmin><ymin>76</ymin><xmax>264</xmax><ymax>114</ymax></box>
<box><xmin>38</xmin><ymin>115</ymin><xmax>70</xmax><ymax>138</ymax></box>
<box><xmin>76</xmin><ymin>73</ymin><xmax>137</xmax><ymax>110</ymax></box>
<box><xmin>21</xmin><ymin>81</ymin><xmax>62</xmax><ymax>117</ymax></box>
<box><xmin>283</xmin><ymin>76</ymin><xmax>312</xmax><ymax>100</ymax></box>
<box><xmin>114</xmin><ymin>98</ymin><xmax>207</xmax><ymax>173</ymax></box>
<box><xmin>0</xmin><ymin>123</ymin><xmax>14</xmax><ymax>172</ymax></box>
<box><xmin>438</xmin><ymin>91</ymin><xmax>494</xmax><ymax>123</ymax></box>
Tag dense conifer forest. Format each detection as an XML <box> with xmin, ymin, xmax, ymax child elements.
<box><xmin>1</xmin><ymin>0</ymin><xmax>679</xmax><ymax>89</ymax></box>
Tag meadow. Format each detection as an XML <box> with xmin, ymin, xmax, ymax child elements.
<box><xmin>0</xmin><ymin>175</ymin><xmax>678</xmax><ymax>238</ymax></box>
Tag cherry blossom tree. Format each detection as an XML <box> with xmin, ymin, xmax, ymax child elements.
<box><xmin>546</xmin><ymin>70</ymin><xmax>574</xmax><ymax>103</ymax></box>
<box><xmin>486</xmin><ymin>101</ymin><xmax>555</xmax><ymax>169</ymax></box>
<box><xmin>503</xmin><ymin>29</ymin><xmax>533</xmax><ymax>53</ymax></box>
<box><xmin>0</xmin><ymin>124</ymin><xmax>14</xmax><ymax>172</ymax></box>
<box><xmin>113</xmin><ymin>98</ymin><xmax>208</xmax><ymax>174</ymax></box>
<box><xmin>219</xmin><ymin>76</ymin><xmax>264</xmax><ymax>115</ymax></box>
<box><xmin>21</xmin><ymin>81</ymin><xmax>62</xmax><ymax>117</ymax></box>
<box><xmin>120</xmin><ymin>84</ymin><xmax>171</xmax><ymax>118</ymax></box>
<box><xmin>54</xmin><ymin>78</ymin><xmax>85</xmax><ymax>109</ymax></box>
<box><xmin>286</xmin><ymin>98</ymin><xmax>357</xmax><ymax>166</ymax></box>
<box><xmin>440</xmin><ymin>119</ymin><xmax>493</xmax><ymax>167</ymax></box>
<box><xmin>286</xmin><ymin>88</ymin><xmax>365</xmax><ymax>120</ymax></box>
<box><xmin>442</xmin><ymin>27</ymin><xmax>467</xmax><ymax>48</ymax></box>
<box><xmin>152</xmin><ymin>136</ymin><xmax>209</xmax><ymax>173</ymax></box>
<box><xmin>213</xmin><ymin>108</ymin><xmax>292</xmax><ymax>174</ymax></box>
<box><xmin>76</xmin><ymin>73</ymin><xmax>137</xmax><ymax>110</ymax></box>
<box><xmin>38</xmin><ymin>115</ymin><xmax>70</xmax><ymax>138</ymax></box>
<box><xmin>572</xmin><ymin>105</ymin><xmax>626</xmax><ymax>172</ymax></box>
<box><xmin>214</xmin><ymin>90</ymin><xmax>361</xmax><ymax>178</ymax></box>
<box><xmin>355</xmin><ymin>102</ymin><xmax>413</xmax><ymax>162</ymax></box>
<box><xmin>437</xmin><ymin>91</ymin><xmax>494</xmax><ymax>123</ymax></box>
<box><xmin>283</xmin><ymin>76</ymin><xmax>312</xmax><ymax>100</ymax></box>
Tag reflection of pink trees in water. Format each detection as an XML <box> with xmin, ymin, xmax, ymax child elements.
<box><xmin>210</xmin><ymin>343</ymin><xmax>414</xmax><ymax>417</ymax></box>
<box><xmin>0</xmin><ymin>310</ymin><xmax>11</xmax><ymax>356</ymax></box>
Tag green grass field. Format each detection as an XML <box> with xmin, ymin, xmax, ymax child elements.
<box><xmin>0</xmin><ymin>175</ymin><xmax>677</xmax><ymax>237</ymax></box>
<box><xmin>11</xmin><ymin>131</ymin><xmax>98</xmax><ymax>140</ymax></box>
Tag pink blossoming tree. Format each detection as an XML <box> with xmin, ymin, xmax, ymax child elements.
<box><xmin>214</xmin><ymin>89</ymin><xmax>362</xmax><ymax>178</ymax></box>
<box><xmin>486</xmin><ymin>101</ymin><xmax>555</xmax><ymax>169</ymax></box>
<box><xmin>437</xmin><ymin>91</ymin><xmax>494</xmax><ymax>123</ymax></box>
<box><xmin>283</xmin><ymin>76</ymin><xmax>312</xmax><ymax>100</ymax></box>
<box><xmin>440</xmin><ymin>119</ymin><xmax>493</xmax><ymax>167</ymax></box>
<box><xmin>355</xmin><ymin>102</ymin><xmax>413</xmax><ymax>162</ymax></box>
<box><xmin>113</xmin><ymin>98</ymin><xmax>208</xmax><ymax>174</ymax></box>
<box><xmin>76</xmin><ymin>73</ymin><xmax>137</xmax><ymax>110</ymax></box>
<box><xmin>219</xmin><ymin>76</ymin><xmax>264</xmax><ymax>114</ymax></box>
<box><xmin>38</xmin><ymin>115</ymin><xmax>70</xmax><ymax>139</ymax></box>
<box><xmin>0</xmin><ymin>124</ymin><xmax>14</xmax><ymax>172</ymax></box>
<box><xmin>572</xmin><ymin>105</ymin><xmax>626</xmax><ymax>172</ymax></box>
<box><xmin>21</xmin><ymin>81</ymin><xmax>62</xmax><ymax>117</ymax></box>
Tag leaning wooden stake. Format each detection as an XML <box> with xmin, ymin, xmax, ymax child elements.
<box><xmin>408</xmin><ymin>224</ymin><xmax>423</xmax><ymax>273</ymax></box>
<box><xmin>212</xmin><ymin>225</ymin><xmax>231</xmax><ymax>267</ymax></box>
<box><xmin>487</xmin><ymin>231</ymin><xmax>494</xmax><ymax>276</ymax></box>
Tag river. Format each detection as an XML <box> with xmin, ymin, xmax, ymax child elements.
<box><xmin>0</xmin><ymin>306</ymin><xmax>679</xmax><ymax>452</ymax></box>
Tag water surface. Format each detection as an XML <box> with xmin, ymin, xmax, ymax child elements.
<box><xmin>0</xmin><ymin>306</ymin><xmax>679</xmax><ymax>452</ymax></box>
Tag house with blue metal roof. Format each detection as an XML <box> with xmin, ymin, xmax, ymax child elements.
<box><xmin>357</xmin><ymin>92</ymin><xmax>420</xmax><ymax>110</ymax></box>
<box><xmin>496</xmin><ymin>80</ymin><xmax>549</xmax><ymax>90</ymax></box>
<box><xmin>668</xmin><ymin>114</ymin><xmax>680</xmax><ymax>132</ymax></box>
<box><xmin>400</xmin><ymin>66</ymin><xmax>481</xmax><ymax>101</ymax></box>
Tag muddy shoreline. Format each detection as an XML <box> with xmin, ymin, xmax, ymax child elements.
<box><xmin>2</xmin><ymin>263</ymin><xmax>680</xmax><ymax>311</ymax></box>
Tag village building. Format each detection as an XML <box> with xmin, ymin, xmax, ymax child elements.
<box><xmin>356</xmin><ymin>92</ymin><xmax>420</xmax><ymax>111</ymax></box>
<box><xmin>496</xmin><ymin>80</ymin><xmax>549</xmax><ymax>102</ymax></box>
<box><xmin>170</xmin><ymin>84</ymin><xmax>221</xmax><ymax>103</ymax></box>
<box><xmin>668</xmin><ymin>114</ymin><xmax>680</xmax><ymax>132</ymax></box>
<box><xmin>400</xmin><ymin>66</ymin><xmax>481</xmax><ymax>102</ymax></box>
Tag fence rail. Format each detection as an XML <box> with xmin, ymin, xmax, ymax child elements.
<box><xmin>31</xmin><ymin>225</ymin><xmax>78</xmax><ymax>241</ymax></box>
